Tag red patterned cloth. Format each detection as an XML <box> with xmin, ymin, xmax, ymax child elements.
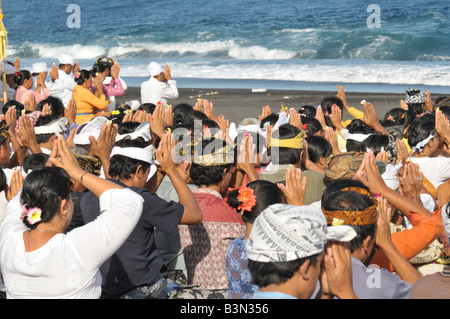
<box><xmin>179</xmin><ymin>188</ymin><xmax>246</xmax><ymax>289</ymax></box>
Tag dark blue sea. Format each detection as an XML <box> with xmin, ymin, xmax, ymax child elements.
<box><xmin>2</xmin><ymin>0</ymin><xmax>450</xmax><ymax>93</ymax></box>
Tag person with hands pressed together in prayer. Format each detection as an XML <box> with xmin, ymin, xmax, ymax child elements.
<box><xmin>246</xmin><ymin>203</ymin><xmax>358</xmax><ymax>299</ymax></box>
<box><xmin>80</xmin><ymin>132</ymin><xmax>202</xmax><ymax>299</ymax></box>
<box><xmin>0</xmin><ymin>135</ymin><xmax>145</xmax><ymax>298</ymax></box>
<box><xmin>72</xmin><ymin>70</ymin><xmax>110</xmax><ymax>125</ymax></box>
<box><xmin>141</xmin><ymin>62</ymin><xmax>179</xmax><ymax>106</ymax></box>
<box><xmin>13</xmin><ymin>70</ymin><xmax>50</xmax><ymax>106</ymax></box>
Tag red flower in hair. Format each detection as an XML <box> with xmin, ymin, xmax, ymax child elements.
<box><xmin>303</xmin><ymin>124</ymin><xmax>308</xmax><ymax>130</ymax></box>
<box><xmin>237</xmin><ymin>186</ymin><xmax>257</xmax><ymax>213</ymax></box>
<box><xmin>14</xmin><ymin>71</ymin><xmax>19</xmax><ymax>76</ymax></box>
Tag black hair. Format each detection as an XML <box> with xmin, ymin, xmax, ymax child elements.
<box><xmin>91</xmin><ymin>63</ymin><xmax>106</xmax><ymax>77</ymax></box>
<box><xmin>2</xmin><ymin>100</ymin><xmax>24</xmax><ymax>119</ymax></box>
<box><xmin>321</xmin><ymin>97</ymin><xmax>344</xmax><ymax>114</ymax></box>
<box><xmin>305</xmin><ymin>135</ymin><xmax>332</xmax><ymax>164</ymax></box>
<box><xmin>20</xmin><ymin>167</ymin><xmax>73</xmax><ymax>229</ymax></box>
<box><xmin>270</xmin><ymin>124</ymin><xmax>303</xmax><ymax>165</ymax></box>
<box><xmin>108</xmin><ymin>138</ymin><xmax>151</xmax><ymax>181</ymax></box>
<box><xmin>383</xmin><ymin>108</ymin><xmax>415</xmax><ymax>128</ymax></box>
<box><xmin>117</xmin><ymin>121</ymin><xmax>142</xmax><ymax>135</ymax></box>
<box><xmin>361</xmin><ymin>134</ymin><xmax>389</xmax><ymax>157</ymax></box>
<box><xmin>226</xmin><ymin>180</ymin><xmax>284</xmax><ymax>223</ymax></box>
<box><xmin>0</xmin><ymin>168</ymin><xmax>6</xmax><ymax>193</ymax></box>
<box><xmin>192</xmin><ymin>110</ymin><xmax>208</xmax><ymax>122</ymax></box>
<box><xmin>189</xmin><ymin>138</ymin><xmax>233</xmax><ymax>187</ymax></box>
<box><xmin>75</xmin><ymin>70</ymin><xmax>92</xmax><ymax>85</ymax></box>
<box><xmin>138</xmin><ymin>103</ymin><xmax>156</xmax><ymax>114</ymax></box>
<box><xmin>95</xmin><ymin>56</ymin><xmax>114</xmax><ymax>69</ymax></box>
<box><xmin>404</xmin><ymin>117</ymin><xmax>436</xmax><ymax>150</ymax></box>
<box><xmin>248</xmin><ymin>254</ymin><xmax>319</xmax><ymax>288</ymax></box>
<box><xmin>259</xmin><ymin>113</ymin><xmax>279</xmax><ymax>129</ymax></box>
<box><xmin>36</xmin><ymin>96</ymin><xmax>65</xmax><ymax>118</ymax></box>
<box><xmin>439</xmin><ymin>106</ymin><xmax>450</xmax><ymax>119</ymax></box>
<box><xmin>298</xmin><ymin>105</ymin><xmax>316</xmax><ymax>118</ymax></box>
<box><xmin>14</xmin><ymin>70</ymin><xmax>31</xmax><ymax>86</ymax></box>
<box><xmin>321</xmin><ymin>179</ymin><xmax>376</xmax><ymax>253</ymax></box>
<box><xmin>346</xmin><ymin>119</ymin><xmax>375</xmax><ymax>134</ymax></box>
<box><xmin>22</xmin><ymin>153</ymin><xmax>50</xmax><ymax>173</ymax></box>
<box><xmin>301</xmin><ymin>117</ymin><xmax>322</xmax><ymax>136</ymax></box>
<box><xmin>173</xmin><ymin>103</ymin><xmax>194</xmax><ymax>126</ymax></box>
<box><xmin>35</xmin><ymin>115</ymin><xmax>60</xmax><ymax>144</ymax></box>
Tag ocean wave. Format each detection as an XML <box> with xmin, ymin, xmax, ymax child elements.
<box><xmin>113</xmin><ymin>60</ymin><xmax>450</xmax><ymax>87</ymax></box>
<box><xmin>7</xmin><ymin>40</ymin><xmax>298</xmax><ymax>61</ymax></box>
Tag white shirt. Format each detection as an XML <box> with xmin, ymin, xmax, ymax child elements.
<box><xmin>140</xmin><ymin>76</ymin><xmax>178</xmax><ymax>106</ymax></box>
<box><xmin>410</xmin><ymin>156</ymin><xmax>450</xmax><ymax>189</ymax></box>
<box><xmin>0</xmin><ymin>188</ymin><xmax>144</xmax><ymax>299</ymax></box>
<box><xmin>47</xmin><ymin>70</ymin><xmax>76</xmax><ymax>107</ymax></box>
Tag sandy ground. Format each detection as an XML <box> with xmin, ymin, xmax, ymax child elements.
<box><xmin>116</xmin><ymin>86</ymin><xmax>408</xmax><ymax>124</ymax></box>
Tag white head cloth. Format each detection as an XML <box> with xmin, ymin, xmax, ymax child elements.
<box><xmin>34</xmin><ymin>118</ymin><xmax>68</xmax><ymax>135</ymax></box>
<box><xmin>110</xmin><ymin>145</ymin><xmax>154</xmax><ymax>164</ymax></box>
<box><xmin>346</xmin><ymin>133</ymin><xmax>372</xmax><ymax>142</ymax></box>
<box><xmin>73</xmin><ymin>116</ymin><xmax>109</xmax><ymax>145</ymax></box>
<box><xmin>32</xmin><ymin>62</ymin><xmax>48</xmax><ymax>74</ymax></box>
<box><xmin>381</xmin><ymin>162</ymin><xmax>402</xmax><ymax>190</ymax></box>
<box><xmin>0</xmin><ymin>62</ymin><xmax>17</xmax><ymax>75</ymax></box>
<box><xmin>411</xmin><ymin>132</ymin><xmax>435</xmax><ymax>153</ymax></box>
<box><xmin>58</xmin><ymin>54</ymin><xmax>75</xmax><ymax>66</ymax></box>
<box><xmin>246</xmin><ymin>203</ymin><xmax>357</xmax><ymax>262</ymax></box>
<box><xmin>116</xmin><ymin>121</ymin><xmax>151</xmax><ymax>142</ymax></box>
<box><xmin>147</xmin><ymin>62</ymin><xmax>163</xmax><ymax>77</ymax></box>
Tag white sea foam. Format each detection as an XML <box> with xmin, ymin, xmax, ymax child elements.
<box><xmin>115</xmin><ymin>60</ymin><xmax>450</xmax><ymax>87</ymax></box>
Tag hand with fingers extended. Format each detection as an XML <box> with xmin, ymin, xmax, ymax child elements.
<box><xmin>65</xmin><ymin>99</ymin><xmax>78</xmax><ymax>125</ymax></box>
<box><xmin>315</xmin><ymin>105</ymin><xmax>327</xmax><ymax>132</ymax></box>
<box><xmin>289</xmin><ymin>108</ymin><xmax>302</xmax><ymax>131</ymax></box>
<box><xmin>5</xmin><ymin>169</ymin><xmax>24</xmax><ymax>201</ymax></box>
<box><xmin>322</xmin><ymin>241</ymin><xmax>358</xmax><ymax>299</ymax></box>
<box><xmin>16</xmin><ymin>115</ymin><xmax>41</xmax><ymax>154</ymax></box>
<box><xmin>277</xmin><ymin>166</ymin><xmax>307</xmax><ymax>206</ymax></box>
<box><xmin>398</xmin><ymin>162</ymin><xmax>422</xmax><ymax>205</ymax></box>
<box><xmin>237</xmin><ymin>135</ymin><xmax>259</xmax><ymax>182</ymax></box>
<box><xmin>148</xmin><ymin>102</ymin><xmax>166</xmax><ymax>139</ymax></box>
<box><xmin>258</xmin><ymin>105</ymin><xmax>272</xmax><ymax>121</ymax></box>
<box><xmin>154</xmin><ymin>133</ymin><xmax>177</xmax><ymax>175</ymax></box>
<box><xmin>88</xmin><ymin>122</ymin><xmax>117</xmax><ymax>161</ymax></box>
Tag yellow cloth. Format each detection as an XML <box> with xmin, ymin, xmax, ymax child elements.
<box><xmin>72</xmin><ymin>85</ymin><xmax>110</xmax><ymax>125</ymax></box>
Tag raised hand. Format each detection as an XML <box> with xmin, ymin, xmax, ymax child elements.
<box><xmin>277</xmin><ymin>166</ymin><xmax>307</xmax><ymax>206</ymax></box>
<box><xmin>289</xmin><ymin>108</ymin><xmax>302</xmax><ymax>131</ymax></box>
<box><xmin>258</xmin><ymin>105</ymin><xmax>272</xmax><ymax>121</ymax></box>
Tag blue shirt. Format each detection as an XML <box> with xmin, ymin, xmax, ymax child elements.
<box><xmin>226</xmin><ymin>236</ymin><xmax>258</xmax><ymax>299</ymax></box>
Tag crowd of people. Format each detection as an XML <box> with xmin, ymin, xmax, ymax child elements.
<box><xmin>0</xmin><ymin>54</ymin><xmax>449</xmax><ymax>299</ymax></box>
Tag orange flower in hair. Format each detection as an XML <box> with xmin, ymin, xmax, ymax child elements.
<box><xmin>237</xmin><ymin>186</ymin><xmax>257</xmax><ymax>213</ymax></box>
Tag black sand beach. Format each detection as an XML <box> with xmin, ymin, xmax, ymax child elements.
<box><xmin>116</xmin><ymin>86</ymin><xmax>413</xmax><ymax>123</ymax></box>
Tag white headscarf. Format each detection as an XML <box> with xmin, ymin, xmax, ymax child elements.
<box><xmin>246</xmin><ymin>204</ymin><xmax>356</xmax><ymax>262</ymax></box>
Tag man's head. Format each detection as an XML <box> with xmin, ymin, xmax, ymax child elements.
<box><xmin>321</xmin><ymin>179</ymin><xmax>377</xmax><ymax>262</ymax></box>
<box><xmin>269</xmin><ymin>124</ymin><xmax>304</xmax><ymax>166</ymax></box>
<box><xmin>147</xmin><ymin>61</ymin><xmax>164</xmax><ymax>82</ymax></box>
<box><xmin>58</xmin><ymin>54</ymin><xmax>75</xmax><ymax>74</ymax></box>
<box><xmin>247</xmin><ymin>203</ymin><xmax>356</xmax><ymax>297</ymax></box>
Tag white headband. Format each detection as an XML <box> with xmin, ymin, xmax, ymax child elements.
<box><xmin>115</xmin><ymin>121</ymin><xmax>152</xmax><ymax>142</ymax></box>
<box><xmin>110</xmin><ymin>145</ymin><xmax>154</xmax><ymax>164</ymax></box>
<box><xmin>346</xmin><ymin>133</ymin><xmax>372</xmax><ymax>142</ymax></box>
<box><xmin>34</xmin><ymin>118</ymin><xmax>68</xmax><ymax>135</ymax></box>
<box><xmin>411</xmin><ymin>132</ymin><xmax>435</xmax><ymax>153</ymax></box>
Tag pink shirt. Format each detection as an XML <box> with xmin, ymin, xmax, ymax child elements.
<box><xmin>14</xmin><ymin>85</ymin><xmax>50</xmax><ymax>105</ymax></box>
<box><xmin>90</xmin><ymin>78</ymin><xmax>124</xmax><ymax>101</ymax></box>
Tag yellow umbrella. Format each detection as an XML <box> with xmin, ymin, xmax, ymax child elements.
<box><xmin>0</xmin><ymin>1</ymin><xmax>7</xmax><ymax>60</ymax></box>
<box><xmin>0</xmin><ymin>0</ymin><xmax>8</xmax><ymax>103</ymax></box>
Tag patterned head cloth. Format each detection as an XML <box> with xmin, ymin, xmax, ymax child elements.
<box><xmin>405</xmin><ymin>89</ymin><xmax>426</xmax><ymax>104</ymax></box>
<box><xmin>246</xmin><ymin>204</ymin><xmax>357</xmax><ymax>262</ymax></box>
<box><xmin>0</xmin><ymin>120</ymin><xmax>10</xmax><ymax>144</ymax></box>
<box><xmin>324</xmin><ymin>152</ymin><xmax>364</xmax><ymax>181</ymax></box>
